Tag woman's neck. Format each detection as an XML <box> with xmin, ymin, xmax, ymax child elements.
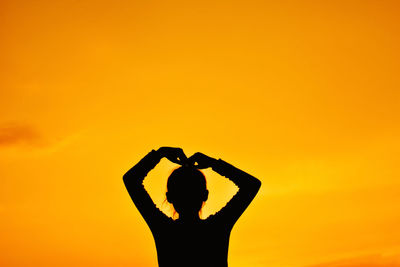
<box><xmin>177</xmin><ymin>212</ymin><xmax>201</xmax><ymax>222</ymax></box>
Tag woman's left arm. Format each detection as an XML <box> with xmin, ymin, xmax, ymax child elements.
<box><xmin>188</xmin><ymin>152</ymin><xmax>261</xmax><ymax>228</ymax></box>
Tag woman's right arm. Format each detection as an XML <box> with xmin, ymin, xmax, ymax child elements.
<box><xmin>123</xmin><ymin>147</ymin><xmax>187</xmax><ymax>229</ymax></box>
<box><xmin>123</xmin><ymin>149</ymin><xmax>166</xmax><ymax>229</ymax></box>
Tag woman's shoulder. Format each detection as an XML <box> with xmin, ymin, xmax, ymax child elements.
<box><xmin>202</xmin><ymin>213</ymin><xmax>221</xmax><ymax>226</ymax></box>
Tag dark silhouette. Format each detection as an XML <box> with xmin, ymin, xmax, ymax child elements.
<box><xmin>123</xmin><ymin>147</ymin><xmax>261</xmax><ymax>267</ymax></box>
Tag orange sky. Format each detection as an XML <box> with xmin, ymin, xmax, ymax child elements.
<box><xmin>1</xmin><ymin>1</ymin><xmax>400</xmax><ymax>266</ymax></box>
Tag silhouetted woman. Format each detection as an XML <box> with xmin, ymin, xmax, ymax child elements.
<box><xmin>123</xmin><ymin>147</ymin><xmax>261</xmax><ymax>267</ymax></box>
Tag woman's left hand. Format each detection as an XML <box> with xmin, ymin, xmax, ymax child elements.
<box><xmin>187</xmin><ymin>152</ymin><xmax>217</xmax><ymax>169</ymax></box>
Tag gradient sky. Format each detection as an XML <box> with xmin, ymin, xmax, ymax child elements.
<box><xmin>1</xmin><ymin>1</ymin><xmax>400</xmax><ymax>266</ymax></box>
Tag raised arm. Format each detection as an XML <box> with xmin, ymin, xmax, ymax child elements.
<box><xmin>123</xmin><ymin>147</ymin><xmax>187</xmax><ymax>230</ymax></box>
<box><xmin>188</xmin><ymin>152</ymin><xmax>261</xmax><ymax>229</ymax></box>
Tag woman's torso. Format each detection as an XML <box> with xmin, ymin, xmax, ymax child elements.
<box><xmin>151</xmin><ymin>216</ymin><xmax>231</xmax><ymax>267</ymax></box>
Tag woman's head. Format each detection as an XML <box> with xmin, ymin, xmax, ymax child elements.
<box><xmin>166</xmin><ymin>166</ymin><xmax>208</xmax><ymax>218</ymax></box>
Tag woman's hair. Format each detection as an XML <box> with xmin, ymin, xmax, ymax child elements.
<box><xmin>165</xmin><ymin>166</ymin><xmax>208</xmax><ymax>219</ymax></box>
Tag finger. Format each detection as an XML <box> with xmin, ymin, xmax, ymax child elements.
<box><xmin>193</xmin><ymin>152</ymin><xmax>203</xmax><ymax>157</ymax></box>
<box><xmin>194</xmin><ymin>162</ymin><xmax>207</xmax><ymax>169</ymax></box>
<box><xmin>177</xmin><ymin>149</ymin><xmax>188</xmax><ymax>161</ymax></box>
<box><xmin>174</xmin><ymin>158</ymin><xmax>184</xmax><ymax>165</ymax></box>
<box><xmin>176</xmin><ymin>156</ymin><xmax>187</xmax><ymax>165</ymax></box>
<box><xmin>186</xmin><ymin>159</ymin><xmax>197</xmax><ymax>168</ymax></box>
<box><xmin>187</xmin><ymin>156</ymin><xmax>198</xmax><ymax>166</ymax></box>
<box><xmin>167</xmin><ymin>157</ymin><xmax>180</xmax><ymax>164</ymax></box>
<box><xmin>187</xmin><ymin>154</ymin><xmax>196</xmax><ymax>163</ymax></box>
<box><xmin>172</xmin><ymin>150</ymin><xmax>185</xmax><ymax>165</ymax></box>
<box><xmin>188</xmin><ymin>152</ymin><xmax>202</xmax><ymax>161</ymax></box>
<box><xmin>165</xmin><ymin>152</ymin><xmax>182</xmax><ymax>164</ymax></box>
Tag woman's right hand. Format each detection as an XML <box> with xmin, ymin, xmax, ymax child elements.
<box><xmin>157</xmin><ymin>147</ymin><xmax>188</xmax><ymax>165</ymax></box>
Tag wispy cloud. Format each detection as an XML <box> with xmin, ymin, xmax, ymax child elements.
<box><xmin>305</xmin><ymin>254</ymin><xmax>400</xmax><ymax>267</ymax></box>
<box><xmin>0</xmin><ymin>123</ymin><xmax>45</xmax><ymax>148</ymax></box>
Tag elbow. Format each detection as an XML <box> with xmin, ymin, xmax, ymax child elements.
<box><xmin>123</xmin><ymin>170</ymin><xmax>142</xmax><ymax>187</ymax></box>
<box><xmin>254</xmin><ymin>178</ymin><xmax>262</xmax><ymax>191</ymax></box>
<box><xmin>249</xmin><ymin>176</ymin><xmax>261</xmax><ymax>192</ymax></box>
<box><xmin>242</xmin><ymin>175</ymin><xmax>261</xmax><ymax>192</ymax></box>
<box><xmin>242</xmin><ymin>177</ymin><xmax>261</xmax><ymax>196</ymax></box>
<box><xmin>122</xmin><ymin>172</ymin><xmax>130</xmax><ymax>186</ymax></box>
